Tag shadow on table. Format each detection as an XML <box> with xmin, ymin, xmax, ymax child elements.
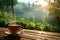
<box><xmin>0</xmin><ymin>34</ymin><xmax>21</xmax><ymax>40</ymax></box>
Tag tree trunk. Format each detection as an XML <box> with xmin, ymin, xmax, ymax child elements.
<box><xmin>11</xmin><ymin>0</ymin><xmax>15</xmax><ymax>20</ymax></box>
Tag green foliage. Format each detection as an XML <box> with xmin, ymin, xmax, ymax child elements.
<box><xmin>16</xmin><ymin>17</ymin><xmax>60</xmax><ymax>32</ymax></box>
<box><xmin>0</xmin><ymin>0</ymin><xmax>17</xmax><ymax>27</ymax></box>
<box><xmin>0</xmin><ymin>0</ymin><xmax>17</xmax><ymax>14</ymax></box>
<box><xmin>48</xmin><ymin>0</ymin><xmax>60</xmax><ymax>26</ymax></box>
<box><xmin>0</xmin><ymin>12</ymin><xmax>9</xmax><ymax>27</ymax></box>
<box><xmin>0</xmin><ymin>0</ymin><xmax>17</xmax><ymax>6</ymax></box>
<box><xmin>40</xmin><ymin>24</ymin><xmax>45</xmax><ymax>31</ymax></box>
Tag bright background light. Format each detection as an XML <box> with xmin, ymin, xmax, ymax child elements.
<box><xmin>18</xmin><ymin>0</ymin><xmax>29</xmax><ymax>3</ymax></box>
<box><xmin>36</xmin><ymin>0</ymin><xmax>48</xmax><ymax>6</ymax></box>
<box><xmin>50</xmin><ymin>0</ymin><xmax>54</xmax><ymax>3</ymax></box>
<box><xmin>17</xmin><ymin>0</ymin><xmax>48</xmax><ymax>6</ymax></box>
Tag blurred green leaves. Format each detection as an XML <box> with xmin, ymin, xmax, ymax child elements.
<box><xmin>16</xmin><ymin>18</ymin><xmax>60</xmax><ymax>32</ymax></box>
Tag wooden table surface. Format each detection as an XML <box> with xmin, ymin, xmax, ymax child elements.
<box><xmin>0</xmin><ymin>27</ymin><xmax>60</xmax><ymax>40</ymax></box>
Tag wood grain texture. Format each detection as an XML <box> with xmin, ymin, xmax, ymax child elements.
<box><xmin>0</xmin><ymin>28</ymin><xmax>60</xmax><ymax>40</ymax></box>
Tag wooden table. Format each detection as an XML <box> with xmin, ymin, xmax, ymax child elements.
<box><xmin>0</xmin><ymin>28</ymin><xmax>60</xmax><ymax>40</ymax></box>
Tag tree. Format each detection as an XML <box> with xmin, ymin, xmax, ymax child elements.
<box><xmin>0</xmin><ymin>0</ymin><xmax>17</xmax><ymax>27</ymax></box>
<box><xmin>48</xmin><ymin>0</ymin><xmax>60</xmax><ymax>26</ymax></box>
<box><xmin>0</xmin><ymin>0</ymin><xmax>17</xmax><ymax>14</ymax></box>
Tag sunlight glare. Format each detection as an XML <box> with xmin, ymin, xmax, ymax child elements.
<box><xmin>17</xmin><ymin>0</ymin><xmax>48</xmax><ymax>6</ymax></box>
<box><xmin>36</xmin><ymin>0</ymin><xmax>48</xmax><ymax>7</ymax></box>
<box><xmin>50</xmin><ymin>0</ymin><xmax>54</xmax><ymax>3</ymax></box>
